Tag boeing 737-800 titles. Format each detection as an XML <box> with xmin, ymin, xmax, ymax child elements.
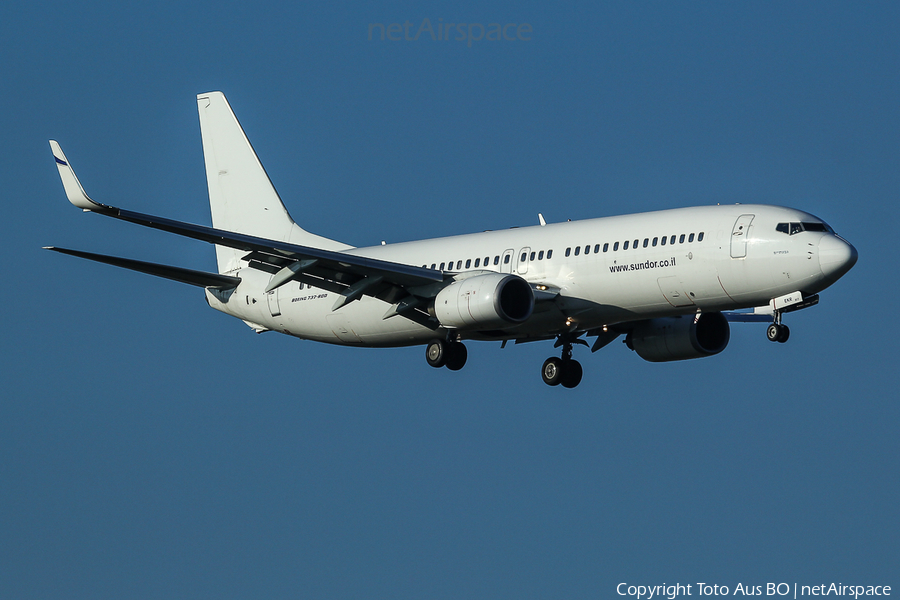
<box><xmin>47</xmin><ymin>92</ymin><xmax>858</xmax><ymax>388</ymax></box>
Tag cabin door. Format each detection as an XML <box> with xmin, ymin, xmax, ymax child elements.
<box><xmin>516</xmin><ymin>247</ymin><xmax>531</xmax><ymax>275</ymax></box>
<box><xmin>500</xmin><ymin>249</ymin><xmax>515</xmax><ymax>273</ymax></box>
<box><xmin>730</xmin><ymin>214</ymin><xmax>755</xmax><ymax>258</ymax></box>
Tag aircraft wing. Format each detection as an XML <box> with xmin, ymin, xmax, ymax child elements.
<box><xmin>49</xmin><ymin>141</ymin><xmax>444</xmax><ymax>313</ymax></box>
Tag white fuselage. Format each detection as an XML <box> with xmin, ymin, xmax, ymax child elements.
<box><xmin>206</xmin><ymin>204</ymin><xmax>853</xmax><ymax>347</ymax></box>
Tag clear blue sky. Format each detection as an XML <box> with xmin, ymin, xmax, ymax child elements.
<box><xmin>2</xmin><ymin>2</ymin><xmax>897</xmax><ymax>598</ymax></box>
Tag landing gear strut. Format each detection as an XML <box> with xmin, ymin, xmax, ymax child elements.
<box><xmin>426</xmin><ymin>338</ymin><xmax>468</xmax><ymax>371</ymax></box>
<box><xmin>541</xmin><ymin>337</ymin><xmax>584</xmax><ymax>388</ymax></box>
<box><xmin>766</xmin><ymin>311</ymin><xmax>790</xmax><ymax>343</ymax></box>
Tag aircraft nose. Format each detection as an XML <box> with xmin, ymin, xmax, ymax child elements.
<box><xmin>818</xmin><ymin>234</ymin><xmax>858</xmax><ymax>282</ymax></box>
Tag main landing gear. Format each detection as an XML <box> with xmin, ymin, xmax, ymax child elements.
<box><xmin>766</xmin><ymin>311</ymin><xmax>791</xmax><ymax>343</ymax></box>
<box><xmin>541</xmin><ymin>337</ymin><xmax>584</xmax><ymax>388</ymax></box>
<box><xmin>426</xmin><ymin>338</ymin><xmax>468</xmax><ymax>371</ymax></box>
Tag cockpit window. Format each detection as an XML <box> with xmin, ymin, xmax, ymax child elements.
<box><xmin>776</xmin><ymin>221</ymin><xmax>834</xmax><ymax>235</ymax></box>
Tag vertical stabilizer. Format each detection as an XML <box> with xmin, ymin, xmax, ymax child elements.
<box><xmin>197</xmin><ymin>92</ymin><xmax>349</xmax><ymax>273</ymax></box>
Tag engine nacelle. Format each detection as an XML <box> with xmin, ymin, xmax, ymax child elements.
<box><xmin>627</xmin><ymin>312</ymin><xmax>730</xmax><ymax>362</ymax></box>
<box><xmin>433</xmin><ymin>273</ymin><xmax>534</xmax><ymax>330</ymax></box>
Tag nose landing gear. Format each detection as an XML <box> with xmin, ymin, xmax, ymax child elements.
<box><xmin>541</xmin><ymin>336</ymin><xmax>585</xmax><ymax>388</ymax></box>
<box><xmin>766</xmin><ymin>311</ymin><xmax>790</xmax><ymax>343</ymax></box>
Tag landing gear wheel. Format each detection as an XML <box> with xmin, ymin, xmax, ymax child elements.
<box><xmin>560</xmin><ymin>360</ymin><xmax>583</xmax><ymax>389</ymax></box>
<box><xmin>767</xmin><ymin>324</ymin><xmax>782</xmax><ymax>342</ymax></box>
<box><xmin>777</xmin><ymin>325</ymin><xmax>790</xmax><ymax>343</ymax></box>
<box><xmin>543</xmin><ymin>335</ymin><xmax>587</xmax><ymax>388</ymax></box>
<box><xmin>767</xmin><ymin>323</ymin><xmax>791</xmax><ymax>343</ymax></box>
<box><xmin>542</xmin><ymin>357</ymin><xmax>564</xmax><ymax>386</ymax></box>
<box><xmin>426</xmin><ymin>339</ymin><xmax>447</xmax><ymax>368</ymax></box>
<box><xmin>446</xmin><ymin>342</ymin><xmax>468</xmax><ymax>371</ymax></box>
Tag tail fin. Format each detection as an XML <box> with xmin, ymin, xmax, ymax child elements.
<box><xmin>197</xmin><ymin>92</ymin><xmax>349</xmax><ymax>273</ymax></box>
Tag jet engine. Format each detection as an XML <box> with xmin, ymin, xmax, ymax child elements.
<box><xmin>433</xmin><ymin>273</ymin><xmax>534</xmax><ymax>330</ymax></box>
<box><xmin>626</xmin><ymin>312</ymin><xmax>730</xmax><ymax>362</ymax></box>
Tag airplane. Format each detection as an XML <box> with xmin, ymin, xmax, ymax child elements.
<box><xmin>47</xmin><ymin>91</ymin><xmax>858</xmax><ymax>388</ymax></box>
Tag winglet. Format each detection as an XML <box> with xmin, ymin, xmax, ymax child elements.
<box><xmin>49</xmin><ymin>140</ymin><xmax>106</xmax><ymax>211</ymax></box>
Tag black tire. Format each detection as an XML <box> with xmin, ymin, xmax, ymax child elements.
<box><xmin>766</xmin><ymin>324</ymin><xmax>781</xmax><ymax>342</ymax></box>
<box><xmin>542</xmin><ymin>357</ymin><xmax>564</xmax><ymax>386</ymax></box>
<box><xmin>777</xmin><ymin>325</ymin><xmax>790</xmax><ymax>343</ymax></box>
<box><xmin>446</xmin><ymin>342</ymin><xmax>468</xmax><ymax>371</ymax></box>
<box><xmin>560</xmin><ymin>360</ymin><xmax>583</xmax><ymax>388</ymax></box>
<box><xmin>426</xmin><ymin>339</ymin><xmax>447</xmax><ymax>368</ymax></box>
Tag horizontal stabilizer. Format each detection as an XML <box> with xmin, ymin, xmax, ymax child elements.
<box><xmin>44</xmin><ymin>247</ymin><xmax>241</xmax><ymax>289</ymax></box>
<box><xmin>67</xmin><ymin>204</ymin><xmax>442</xmax><ymax>287</ymax></box>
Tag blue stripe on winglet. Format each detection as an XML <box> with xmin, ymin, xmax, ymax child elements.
<box><xmin>55</xmin><ymin>156</ymin><xmax>68</xmax><ymax>166</ymax></box>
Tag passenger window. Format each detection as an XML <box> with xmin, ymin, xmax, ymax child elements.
<box><xmin>679</xmin><ymin>234</ymin><xmax>685</xmax><ymax>243</ymax></box>
<box><xmin>603</xmin><ymin>243</ymin><xmax>609</xmax><ymax>252</ymax></box>
<box><xmin>494</xmin><ymin>256</ymin><xmax>500</xmax><ymax>265</ymax></box>
<box><xmin>688</xmin><ymin>233</ymin><xmax>695</xmax><ymax>242</ymax></box>
<box><xmin>643</xmin><ymin>238</ymin><xmax>649</xmax><ymax>248</ymax></box>
<box><xmin>547</xmin><ymin>249</ymin><xmax>553</xmax><ymax>259</ymax></box>
<box><xmin>594</xmin><ymin>244</ymin><xmax>601</xmax><ymax>253</ymax></box>
<box><xmin>633</xmin><ymin>239</ymin><xmax>639</xmax><ymax>249</ymax></box>
<box><xmin>565</xmin><ymin>248</ymin><xmax>571</xmax><ymax>257</ymax></box>
<box><xmin>440</xmin><ymin>262</ymin><xmax>445</xmax><ymax>270</ymax></box>
<box><xmin>661</xmin><ymin>236</ymin><xmax>667</xmax><ymax>246</ymax></box>
<box><xmin>670</xmin><ymin>235</ymin><xmax>676</xmax><ymax>244</ymax></box>
<box><xmin>652</xmin><ymin>237</ymin><xmax>658</xmax><ymax>247</ymax></box>
<box><xmin>520</xmin><ymin>252</ymin><xmax>527</xmax><ymax>262</ymax></box>
<box><xmin>538</xmin><ymin>250</ymin><xmax>544</xmax><ymax>260</ymax></box>
<box><xmin>504</xmin><ymin>254</ymin><xmax>511</xmax><ymax>264</ymax></box>
<box><xmin>574</xmin><ymin>246</ymin><xmax>580</xmax><ymax>256</ymax></box>
<box><xmin>698</xmin><ymin>232</ymin><xmax>704</xmax><ymax>242</ymax></box>
<box><xmin>465</xmin><ymin>259</ymin><xmax>471</xmax><ymax>268</ymax></box>
<box><xmin>613</xmin><ymin>241</ymin><xmax>619</xmax><ymax>251</ymax></box>
<box><xmin>776</xmin><ymin>223</ymin><xmax>789</xmax><ymax>234</ymax></box>
<box><xmin>583</xmin><ymin>245</ymin><xmax>589</xmax><ymax>255</ymax></box>
<box><xmin>530</xmin><ymin>251</ymin><xmax>536</xmax><ymax>261</ymax></box>
<box><xmin>624</xmin><ymin>240</ymin><xmax>629</xmax><ymax>250</ymax></box>
<box><xmin>474</xmin><ymin>258</ymin><xmax>480</xmax><ymax>268</ymax></box>
<box><xmin>456</xmin><ymin>260</ymin><xmax>462</xmax><ymax>270</ymax></box>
